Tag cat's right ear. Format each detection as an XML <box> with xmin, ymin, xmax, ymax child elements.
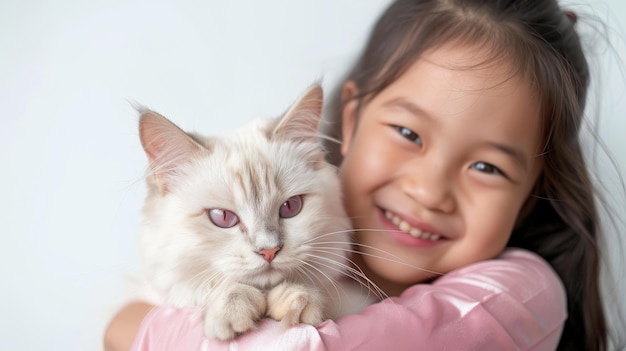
<box><xmin>139</xmin><ymin>110</ymin><xmax>203</xmax><ymax>194</ymax></box>
<box><xmin>273</xmin><ymin>84</ymin><xmax>323</xmax><ymax>144</ymax></box>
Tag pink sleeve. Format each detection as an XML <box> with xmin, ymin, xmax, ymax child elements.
<box><xmin>130</xmin><ymin>248</ymin><xmax>566</xmax><ymax>351</ymax></box>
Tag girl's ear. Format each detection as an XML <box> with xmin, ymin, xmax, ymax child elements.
<box><xmin>341</xmin><ymin>81</ymin><xmax>360</xmax><ymax>156</ymax></box>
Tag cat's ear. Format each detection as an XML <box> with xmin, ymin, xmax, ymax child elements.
<box><xmin>273</xmin><ymin>84</ymin><xmax>323</xmax><ymax>144</ymax></box>
<box><xmin>139</xmin><ymin>110</ymin><xmax>204</xmax><ymax>193</ymax></box>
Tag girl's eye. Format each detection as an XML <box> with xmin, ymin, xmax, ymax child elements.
<box><xmin>394</xmin><ymin>125</ymin><xmax>422</xmax><ymax>146</ymax></box>
<box><xmin>279</xmin><ymin>195</ymin><xmax>303</xmax><ymax>218</ymax></box>
<box><xmin>471</xmin><ymin>162</ymin><xmax>504</xmax><ymax>176</ymax></box>
<box><xmin>207</xmin><ymin>208</ymin><xmax>239</xmax><ymax>228</ymax></box>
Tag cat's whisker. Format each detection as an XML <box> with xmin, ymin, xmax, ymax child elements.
<box><xmin>301</xmin><ymin>229</ymin><xmax>356</xmax><ymax>245</ymax></box>
<box><xmin>303</xmin><ymin>255</ymin><xmax>391</xmax><ymax>314</ymax></box>
<box><xmin>295</xmin><ymin>258</ymin><xmax>343</xmax><ymax>301</ymax></box>
<box><xmin>181</xmin><ymin>263</ymin><xmax>221</xmax><ymax>289</ymax></box>
<box><xmin>292</xmin><ymin>265</ymin><xmax>318</xmax><ymax>288</ymax></box>
<box><xmin>190</xmin><ymin>270</ymin><xmax>224</xmax><ymax>301</ymax></box>
<box><xmin>308</xmin><ymin>251</ymin><xmax>365</xmax><ymax>278</ymax></box>
<box><xmin>354</xmin><ymin>243</ymin><xmax>444</xmax><ymax>276</ymax></box>
<box><xmin>291</xmin><ymin>263</ymin><xmax>343</xmax><ymax>310</ymax></box>
<box><xmin>304</xmin><ymin>252</ymin><xmax>389</xmax><ymax>302</ymax></box>
<box><xmin>308</xmin><ymin>241</ymin><xmax>444</xmax><ymax>276</ymax></box>
<box><xmin>338</xmin><ymin>258</ymin><xmax>390</xmax><ymax>302</ymax></box>
<box><xmin>303</xmin><ymin>255</ymin><xmax>373</xmax><ymax>294</ymax></box>
<box><xmin>193</xmin><ymin>271</ymin><xmax>230</xmax><ymax>312</ymax></box>
<box><xmin>185</xmin><ymin>267</ymin><xmax>234</xmax><ymax>305</ymax></box>
<box><xmin>294</xmin><ymin>264</ymin><xmax>334</xmax><ymax>300</ymax></box>
<box><xmin>200</xmin><ymin>271</ymin><xmax>224</xmax><ymax>290</ymax></box>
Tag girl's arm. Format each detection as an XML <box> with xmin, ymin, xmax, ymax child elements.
<box><xmin>104</xmin><ymin>302</ymin><xmax>153</xmax><ymax>351</ymax></box>
<box><xmin>107</xmin><ymin>248</ymin><xmax>566</xmax><ymax>351</ymax></box>
<box><xmin>319</xmin><ymin>248</ymin><xmax>566</xmax><ymax>350</ymax></box>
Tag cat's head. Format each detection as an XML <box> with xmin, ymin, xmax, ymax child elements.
<box><xmin>138</xmin><ymin>85</ymin><xmax>351</xmax><ymax>297</ymax></box>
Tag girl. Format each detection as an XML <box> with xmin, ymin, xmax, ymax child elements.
<box><xmin>106</xmin><ymin>0</ymin><xmax>618</xmax><ymax>350</ymax></box>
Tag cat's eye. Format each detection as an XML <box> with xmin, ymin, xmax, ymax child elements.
<box><xmin>207</xmin><ymin>208</ymin><xmax>239</xmax><ymax>228</ymax></box>
<box><xmin>279</xmin><ymin>195</ymin><xmax>303</xmax><ymax>219</ymax></box>
<box><xmin>393</xmin><ymin>125</ymin><xmax>423</xmax><ymax>146</ymax></box>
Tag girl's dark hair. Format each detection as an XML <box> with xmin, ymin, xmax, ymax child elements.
<box><xmin>323</xmin><ymin>1</ymin><xmax>609</xmax><ymax>350</ymax></box>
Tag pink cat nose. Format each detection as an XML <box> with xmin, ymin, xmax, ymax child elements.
<box><xmin>258</xmin><ymin>246</ymin><xmax>281</xmax><ymax>263</ymax></box>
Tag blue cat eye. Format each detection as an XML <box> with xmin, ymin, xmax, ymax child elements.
<box><xmin>279</xmin><ymin>195</ymin><xmax>303</xmax><ymax>218</ymax></box>
<box><xmin>207</xmin><ymin>208</ymin><xmax>239</xmax><ymax>228</ymax></box>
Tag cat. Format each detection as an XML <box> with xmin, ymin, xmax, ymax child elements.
<box><xmin>135</xmin><ymin>84</ymin><xmax>374</xmax><ymax>340</ymax></box>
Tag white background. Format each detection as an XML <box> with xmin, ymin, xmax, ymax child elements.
<box><xmin>1</xmin><ymin>1</ymin><xmax>624</xmax><ymax>350</ymax></box>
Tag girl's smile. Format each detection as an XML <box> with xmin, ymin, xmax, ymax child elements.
<box><xmin>379</xmin><ymin>207</ymin><xmax>449</xmax><ymax>247</ymax></box>
<box><xmin>339</xmin><ymin>44</ymin><xmax>544</xmax><ymax>295</ymax></box>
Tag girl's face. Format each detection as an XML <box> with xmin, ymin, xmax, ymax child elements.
<box><xmin>340</xmin><ymin>45</ymin><xmax>543</xmax><ymax>296</ymax></box>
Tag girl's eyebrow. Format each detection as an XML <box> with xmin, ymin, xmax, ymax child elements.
<box><xmin>485</xmin><ymin>141</ymin><xmax>529</xmax><ymax>173</ymax></box>
<box><xmin>382</xmin><ymin>97</ymin><xmax>434</xmax><ymax>122</ymax></box>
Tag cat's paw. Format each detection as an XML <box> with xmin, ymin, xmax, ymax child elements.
<box><xmin>267</xmin><ymin>282</ymin><xmax>324</xmax><ymax>326</ymax></box>
<box><xmin>203</xmin><ymin>284</ymin><xmax>267</xmax><ymax>340</ymax></box>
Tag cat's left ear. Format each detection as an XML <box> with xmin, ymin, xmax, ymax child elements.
<box><xmin>273</xmin><ymin>84</ymin><xmax>323</xmax><ymax>144</ymax></box>
<box><xmin>139</xmin><ymin>110</ymin><xmax>205</xmax><ymax>193</ymax></box>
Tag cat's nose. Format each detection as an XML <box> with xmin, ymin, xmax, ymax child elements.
<box><xmin>257</xmin><ymin>246</ymin><xmax>281</xmax><ymax>263</ymax></box>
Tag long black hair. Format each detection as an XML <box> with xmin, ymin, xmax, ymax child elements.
<box><xmin>323</xmin><ymin>1</ymin><xmax>608</xmax><ymax>350</ymax></box>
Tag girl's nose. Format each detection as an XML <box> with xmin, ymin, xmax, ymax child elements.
<box><xmin>401</xmin><ymin>161</ymin><xmax>456</xmax><ymax>214</ymax></box>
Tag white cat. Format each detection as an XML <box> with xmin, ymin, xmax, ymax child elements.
<box><xmin>136</xmin><ymin>84</ymin><xmax>374</xmax><ymax>340</ymax></box>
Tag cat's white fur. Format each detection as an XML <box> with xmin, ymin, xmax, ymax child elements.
<box><xmin>136</xmin><ymin>85</ymin><xmax>372</xmax><ymax>340</ymax></box>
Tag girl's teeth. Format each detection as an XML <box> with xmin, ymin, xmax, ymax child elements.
<box><xmin>409</xmin><ymin>228</ymin><xmax>422</xmax><ymax>238</ymax></box>
<box><xmin>399</xmin><ymin>221</ymin><xmax>410</xmax><ymax>232</ymax></box>
<box><xmin>392</xmin><ymin>216</ymin><xmax>400</xmax><ymax>226</ymax></box>
<box><xmin>384</xmin><ymin>210</ymin><xmax>441</xmax><ymax>241</ymax></box>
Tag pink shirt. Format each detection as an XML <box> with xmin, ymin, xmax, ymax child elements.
<box><xmin>130</xmin><ymin>248</ymin><xmax>566</xmax><ymax>351</ymax></box>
